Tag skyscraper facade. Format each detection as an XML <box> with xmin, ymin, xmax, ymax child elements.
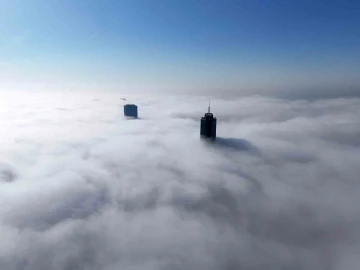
<box><xmin>124</xmin><ymin>104</ymin><xmax>138</xmax><ymax>118</ymax></box>
<box><xmin>200</xmin><ymin>102</ymin><xmax>216</xmax><ymax>140</ymax></box>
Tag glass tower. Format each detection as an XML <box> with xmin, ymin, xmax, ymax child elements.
<box><xmin>200</xmin><ymin>102</ymin><xmax>216</xmax><ymax>140</ymax></box>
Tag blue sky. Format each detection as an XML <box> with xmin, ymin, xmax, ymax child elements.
<box><xmin>1</xmin><ymin>0</ymin><xmax>359</xmax><ymax>96</ymax></box>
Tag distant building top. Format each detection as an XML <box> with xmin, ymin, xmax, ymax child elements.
<box><xmin>124</xmin><ymin>104</ymin><xmax>138</xmax><ymax>118</ymax></box>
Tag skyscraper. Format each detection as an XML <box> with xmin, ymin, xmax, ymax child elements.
<box><xmin>124</xmin><ymin>104</ymin><xmax>138</xmax><ymax>118</ymax></box>
<box><xmin>200</xmin><ymin>102</ymin><xmax>216</xmax><ymax>140</ymax></box>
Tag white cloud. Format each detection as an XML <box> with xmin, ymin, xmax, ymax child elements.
<box><xmin>0</xmin><ymin>91</ymin><xmax>360</xmax><ymax>269</ymax></box>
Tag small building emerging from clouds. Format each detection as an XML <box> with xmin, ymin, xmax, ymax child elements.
<box><xmin>200</xmin><ymin>102</ymin><xmax>216</xmax><ymax>140</ymax></box>
<box><xmin>124</xmin><ymin>104</ymin><xmax>138</xmax><ymax>118</ymax></box>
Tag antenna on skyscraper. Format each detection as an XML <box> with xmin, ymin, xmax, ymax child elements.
<box><xmin>208</xmin><ymin>101</ymin><xmax>211</xmax><ymax>113</ymax></box>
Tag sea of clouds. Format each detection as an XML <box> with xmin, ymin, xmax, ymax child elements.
<box><xmin>1</xmin><ymin>90</ymin><xmax>360</xmax><ymax>270</ymax></box>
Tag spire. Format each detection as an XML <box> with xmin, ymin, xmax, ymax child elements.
<box><xmin>208</xmin><ymin>101</ymin><xmax>211</xmax><ymax>113</ymax></box>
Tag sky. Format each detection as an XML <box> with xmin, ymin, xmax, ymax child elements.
<box><xmin>1</xmin><ymin>91</ymin><xmax>360</xmax><ymax>269</ymax></box>
<box><xmin>1</xmin><ymin>0</ymin><xmax>360</xmax><ymax>97</ymax></box>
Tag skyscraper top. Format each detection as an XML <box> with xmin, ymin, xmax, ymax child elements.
<box><xmin>201</xmin><ymin>101</ymin><xmax>217</xmax><ymax>140</ymax></box>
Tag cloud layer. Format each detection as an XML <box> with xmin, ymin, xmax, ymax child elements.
<box><xmin>1</xmin><ymin>91</ymin><xmax>360</xmax><ymax>270</ymax></box>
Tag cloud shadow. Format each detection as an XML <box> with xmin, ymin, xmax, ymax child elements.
<box><xmin>215</xmin><ymin>137</ymin><xmax>261</xmax><ymax>154</ymax></box>
<box><xmin>124</xmin><ymin>117</ymin><xmax>142</xmax><ymax>120</ymax></box>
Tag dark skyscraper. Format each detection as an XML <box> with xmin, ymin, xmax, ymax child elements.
<box><xmin>124</xmin><ymin>104</ymin><xmax>138</xmax><ymax>118</ymax></box>
<box><xmin>200</xmin><ymin>102</ymin><xmax>216</xmax><ymax>140</ymax></box>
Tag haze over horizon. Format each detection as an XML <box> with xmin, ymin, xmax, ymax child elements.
<box><xmin>1</xmin><ymin>0</ymin><xmax>360</xmax><ymax>98</ymax></box>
